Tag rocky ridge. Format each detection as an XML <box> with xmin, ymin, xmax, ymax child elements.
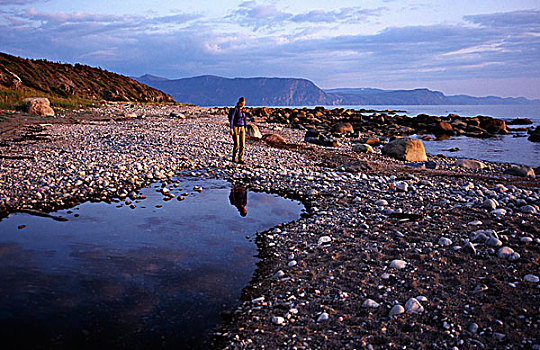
<box><xmin>0</xmin><ymin>52</ymin><xmax>175</xmax><ymax>105</ymax></box>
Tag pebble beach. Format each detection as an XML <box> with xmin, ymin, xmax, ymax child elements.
<box><xmin>0</xmin><ymin>104</ymin><xmax>539</xmax><ymax>349</ymax></box>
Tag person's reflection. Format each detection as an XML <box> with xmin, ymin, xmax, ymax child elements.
<box><xmin>229</xmin><ymin>185</ymin><xmax>247</xmax><ymax>217</ymax></box>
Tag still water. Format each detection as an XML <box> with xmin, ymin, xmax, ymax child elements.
<box><xmin>0</xmin><ymin>177</ymin><xmax>304</xmax><ymax>349</ymax></box>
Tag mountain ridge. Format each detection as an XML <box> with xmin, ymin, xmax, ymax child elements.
<box><xmin>135</xmin><ymin>74</ymin><xmax>539</xmax><ymax>106</ymax></box>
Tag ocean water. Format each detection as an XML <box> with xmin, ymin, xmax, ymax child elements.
<box><xmin>361</xmin><ymin>105</ymin><xmax>540</xmax><ymax>168</ymax></box>
<box><xmin>267</xmin><ymin>104</ymin><xmax>540</xmax><ymax>168</ymax></box>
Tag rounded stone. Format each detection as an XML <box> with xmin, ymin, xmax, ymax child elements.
<box><xmin>524</xmin><ymin>274</ymin><xmax>539</xmax><ymax>283</ymax></box>
<box><xmin>390</xmin><ymin>259</ymin><xmax>407</xmax><ymax>269</ymax></box>
<box><xmin>363</xmin><ymin>299</ymin><xmax>380</xmax><ymax>308</ymax></box>
<box><xmin>438</xmin><ymin>237</ymin><xmax>453</xmax><ymax>246</ymax></box>
<box><xmin>389</xmin><ymin>304</ymin><xmax>405</xmax><ymax>317</ymax></box>
<box><xmin>497</xmin><ymin>246</ymin><xmax>515</xmax><ymax>259</ymax></box>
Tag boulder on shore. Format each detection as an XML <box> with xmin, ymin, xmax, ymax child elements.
<box><xmin>23</xmin><ymin>97</ymin><xmax>55</xmax><ymax>117</ymax></box>
<box><xmin>262</xmin><ymin>134</ymin><xmax>286</xmax><ymax>145</ymax></box>
<box><xmin>246</xmin><ymin>124</ymin><xmax>262</xmax><ymax>139</ymax></box>
<box><xmin>382</xmin><ymin>137</ymin><xmax>427</xmax><ymax>162</ymax></box>
<box><xmin>455</xmin><ymin>159</ymin><xmax>486</xmax><ymax>169</ymax></box>
<box><xmin>504</xmin><ymin>166</ymin><xmax>535</xmax><ymax>178</ymax></box>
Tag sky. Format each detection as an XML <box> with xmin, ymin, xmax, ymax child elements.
<box><xmin>1</xmin><ymin>0</ymin><xmax>539</xmax><ymax>99</ymax></box>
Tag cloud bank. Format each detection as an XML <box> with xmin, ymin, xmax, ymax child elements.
<box><xmin>1</xmin><ymin>1</ymin><xmax>539</xmax><ymax>98</ymax></box>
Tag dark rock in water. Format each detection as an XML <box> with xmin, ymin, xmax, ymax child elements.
<box><xmin>435</xmin><ymin>134</ymin><xmax>451</xmax><ymax>141</ymax></box>
<box><xmin>508</xmin><ymin>118</ymin><xmax>532</xmax><ymax>125</ymax></box>
<box><xmin>504</xmin><ymin>166</ymin><xmax>535</xmax><ymax>178</ymax></box>
<box><xmin>433</xmin><ymin>121</ymin><xmax>454</xmax><ymax>136</ymax></box>
<box><xmin>528</xmin><ymin>126</ymin><xmax>540</xmax><ymax>142</ymax></box>
<box><xmin>478</xmin><ymin>116</ymin><xmax>509</xmax><ymax>134</ymax></box>
<box><xmin>445</xmin><ymin>147</ymin><xmax>460</xmax><ymax>152</ymax></box>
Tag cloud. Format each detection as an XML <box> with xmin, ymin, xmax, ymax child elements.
<box><xmin>229</xmin><ymin>1</ymin><xmax>385</xmax><ymax>30</ymax></box>
<box><xmin>465</xmin><ymin>9</ymin><xmax>540</xmax><ymax>30</ymax></box>
<box><xmin>0</xmin><ymin>0</ymin><xmax>46</xmax><ymax>4</ymax></box>
<box><xmin>1</xmin><ymin>4</ymin><xmax>539</xmax><ymax>98</ymax></box>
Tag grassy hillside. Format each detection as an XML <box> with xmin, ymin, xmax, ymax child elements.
<box><xmin>0</xmin><ymin>52</ymin><xmax>176</xmax><ymax>110</ymax></box>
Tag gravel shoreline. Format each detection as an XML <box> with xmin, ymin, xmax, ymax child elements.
<box><xmin>1</xmin><ymin>104</ymin><xmax>539</xmax><ymax>349</ymax></box>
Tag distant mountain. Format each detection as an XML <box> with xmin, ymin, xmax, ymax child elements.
<box><xmin>325</xmin><ymin>88</ymin><xmax>539</xmax><ymax>105</ymax></box>
<box><xmin>135</xmin><ymin>75</ymin><xmax>337</xmax><ymax>106</ymax></box>
<box><xmin>0</xmin><ymin>52</ymin><xmax>175</xmax><ymax>106</ymax></box>
<box><xmin>135</xmin><ymin>74</ymin><xmax>539</xmax><ymax>106</ymax></box>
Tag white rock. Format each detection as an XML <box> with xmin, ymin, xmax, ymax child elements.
<box><xmin>252</xmin><ymin>296</ymin><xmax>265</xmax><ymax>304</ymax></box>
<box><xmin>272</xmin><ymin>316</ymin><xmax>285</xmax><ymax>325</ymax></box>
<box><xmin>405</xmin><ymin>297</ymin><xmax>424</xmax><ymax>314</ymax></box>
<box><xmin>390</xmin><ymin>259</ymin><xmax>407</xmax><ymax>269</ymax></box>
<box><xmin>438</xmin><ymin>237</ymin><xmax>453</xmax><ymax>246</ymax></box>
<box><xmin>396</xmin><ymin>182</ymin><xmax>408</xmax><ymax>192</ymax></box>
<box><xmin>416</xmin><ymin>296</ymin><xmax>428</xmax><ymax>302</ymax></box>
<box><xmin>468</xmin><ymin>220</ymin><xmax>483</xmax><ymax>226</ymax></box>
<box><xmin>288</xmin><ymin>260</ymin><xmax>297</xmax><ymax>267</ymax></box>
<box><xmin>491</xmin><ymin>208</ymin><xmax>507</xmax><ymax>216</ymax></box>
<box><xmin>524</xmin><ymin>274</ymin><xmax>539</xmax><ymax>283</ymax></box>
<box><xmin>389</xmin><ymin>304</ymin><xmax>405</xmax><ymax>317</ymax></box>
<box><xmin>363</xmin><ymin>299</ymin><xmax>380</xmax><ymax>308</ymax></box>
<box><xmin>274</xmin><ymin>270</ymin><xmax>285</xmax><ymax>278</ymax></box>
<box><xmin>317</xmin><ymin>312</ymin><xmax>330</xmax><ymax>322</ymax></box>
<box><xmin>318</xmin><ymin>236</ymin><xmax>332</xmax><ymax>245</ymax></box>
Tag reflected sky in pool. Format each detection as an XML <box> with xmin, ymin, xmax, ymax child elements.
<box><xmin>0</xmin><ymin>178</ymin><xmax>304</xmax><ymax>349</ymax></box>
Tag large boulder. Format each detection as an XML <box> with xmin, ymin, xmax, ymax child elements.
<box><xmin>331</xmin><ymin>122</ymin><xmax>354</xmax><ymax>134</ymax></box>
<box><xmin>262</xmin><ymin>134</ymin><xmax>286</xmax><ymax>145</ymax></box>
<box><xmin>455</xmin><ymin>159</ymin><xmax>486</xmax><ymax>169</ymax></box>
<box><xmin>504</xmin><ymin>166</ymin><xmax>535</xmax><ymax>178</ymax></box>
<box><xmin>246</xmin><ymin>124</ymin><xmax>262</xmax><ymax>139</ymax></box>
<box><xmin>23</xmin><ymin>97</ymin><xmax>55</xmax><ymax>117</ymax></box>
<box><xmin>382</xmin><ymin>137</ymin><xmax>427</xmax><ymax>162</ymax></box>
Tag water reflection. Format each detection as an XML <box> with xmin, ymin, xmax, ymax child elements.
<box><xmin>0</xmin><ymin>178</ymin><xmax>303</xmax><ymax>349</ymax></box>
<box><xmin>229</xmin><ymin>185</ymin><xmax>247</xmax><ymax>217</ymax></box>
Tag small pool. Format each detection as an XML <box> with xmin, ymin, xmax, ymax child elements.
<box><xmin>0</xmin><ymin>177</ymin><xmax>304</xmax><ymax>349</ymax></box>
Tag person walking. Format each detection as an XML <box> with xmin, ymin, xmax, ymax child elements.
<box><xmin>229</xmin><ymin>97</ymin><xmax>247</xmax><ymax>164</ymax></box>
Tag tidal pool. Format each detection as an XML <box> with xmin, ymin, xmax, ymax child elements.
<box><xmin>0</xmin><ymin>177</ymin><xmax>304</xmax><ymax>349</ymax></box>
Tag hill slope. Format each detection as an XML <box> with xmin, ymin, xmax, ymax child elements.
<box><xmin>0</xmin><ymin>52</ymin><xmax>175</xmax><ymax>107</ymax></box>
